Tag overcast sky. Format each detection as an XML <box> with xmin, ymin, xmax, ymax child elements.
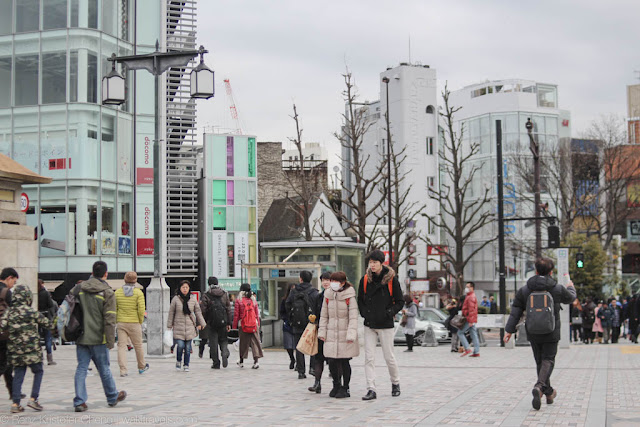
<box><xmin>196</xmin><ymin>0</ymin><xmax>640</xmax><ymax>167</ymax></box>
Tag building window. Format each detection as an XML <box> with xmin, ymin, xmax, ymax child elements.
<box><xmin>14</xmin><ymin>54</ymin><xmax>39</xmax><ymax>106</ymax></box>
<box><xmin>43</xmin><ymin>0</ymin><xmax>68</xmax><ymax>30</ymax></box>
<box><xmin>426</xmin><ymin>137</ymin><xmax>434</xmax><ymax>155</ymax></box>
<box><xmin>428</xmin><ymin>176</ymin><xmax>435</xmax><ymax>189</ymax></box>
<box><xmin>0</xmin><ymin>57</ymin><xmax>11</xmax><ymax>107</ymax></box>
<box><xmin>227</xmin><ymin>181</ymin><xmax>235</xmax><ymax>205</ymax></box>
<box><xmin>88</xmin><ymin>0</ymin><xmax>98</xmax><ymax>29</ymax></box>
<box><xmin>537</xmin><ymin>84</ymin><xmax>557</xmax><ymax>108</ymax></box>
<box><xmin>427</xmin><ymin>217</ymin><xmax>435</xmax><ymax>235</ymax></box>
<box><xmin>212</xmin><ymin>180</ymin><xmax>226</xmax><ymax>205</ymax></box>
<box><xmin>426</xmin><ymin>105</ymin><xmax>435</xmax><ymax>114</ymax></box>
<box><xmin>213</xmin><ymin>207</ymin><xmax>226</xmax><ymax>230</ymax></box>
<box><xmin>16</xmin><ymin>0</ymin><xmax>39</xmax><ymax>33</ymax></box>
<box><xmin>42</xmin><ymin>52</ymin><xmax>67</xmax><ymax>104</ymax></box>
<box><xmin>226</xmin><ymin>136</ymin><xmax>234</xmax><ymax>176</ymax></box>
<box><xmin>87</xmin><ymin>53</ymin><xmax>98</xmax><ymax>103</ymax></box>
<box><xmin>0</xmin><ymin>0</ymin><xmax>13</xmax><ymax>34</ymax></box>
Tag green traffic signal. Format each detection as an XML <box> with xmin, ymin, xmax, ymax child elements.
<box><xmin>576</xmin><ymin>252</ymin><xmax>585</xmax><ymax>268</ymax></box>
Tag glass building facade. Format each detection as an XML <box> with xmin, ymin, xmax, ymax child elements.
<box><xmin>202</xmin><ymin>134</ymin><xmax>259</xmax><ymax>290</ymax></box>
<box><xmin>0</xmin><ymin>0</ymin><xmax>162</xmax><ymax>276</ymax></box>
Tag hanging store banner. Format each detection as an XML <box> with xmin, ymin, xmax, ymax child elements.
<box><xmin>136</xmin><ymin>191</ymin><xmax>154</xmax><ymax>256</ymax></box>
<box><xmin>234</xmin><ymin>232</ymin><xmax>249</xmax><ymax>278</ymax></box>
<box><xmin>136</xmin><ymin>135</ymin><xmax>154</xmax><ymax>185</ymax></box>
<box><xmin>212</xmin><ymin>232</ymin><xmax>228</xmax><ymax>278</ymax></box>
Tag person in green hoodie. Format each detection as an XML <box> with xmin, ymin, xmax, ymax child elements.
<box><xmin>72</xmin><ymin>261</ymin><xmax>126</xmax><ymax>413</ymax></box>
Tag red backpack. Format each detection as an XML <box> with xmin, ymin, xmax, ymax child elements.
<box><xmin>241</xmin><ymin>299</ymin><xmax>258</xmax><ymax>333</ymax></box>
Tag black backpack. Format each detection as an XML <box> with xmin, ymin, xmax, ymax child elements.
<box><xmin>208</xmin><ymin>294</ymin><xmax>228</xmax><ymax>329</ymax></box>
<box><xmin>290</xmin><ymin>290</ymin><xmax>313</xmax><ymax>330</ymax></box>
<box><xmin>526</xmin><ymin>291</ymin><xmax>556</xmax><ymax>335</ymax></box>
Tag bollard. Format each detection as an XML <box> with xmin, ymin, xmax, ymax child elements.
<box><xmin>146</xmin><ymin>276</ymin><xmax>171</xmax><ymax>356</ymax></box>
<box><xmin>421</xmin><ymin>326</ymin><xmax>439</xmax><ymax>347</ymax></box>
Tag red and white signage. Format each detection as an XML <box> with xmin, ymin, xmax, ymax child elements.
<box><xmin>427</xmin><ymin>245</ymin><xmax>448</xmax><ymax>256</ymax></box>
<box><xmin>20</xmin><ymin>193</ymin><xmax>29</xmax><ymax>212</ymax></box>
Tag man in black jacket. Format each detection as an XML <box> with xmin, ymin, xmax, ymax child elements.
<box><xmin>504</xmin><ymin>257</ymin><xmax>576</xmax><ymax>411</ymax></box>
<box><xmin>357</xmin><ymin>250</ymin><xmax>404</xmax><ymax>400</ymax></box>
<box><xmin>285</xmin><ymin>270</ymin><xmax>318</xmax><ymax>379</ymax></box>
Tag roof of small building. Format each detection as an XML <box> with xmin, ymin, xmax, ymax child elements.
<box><xmin>0</xmin><ymin>154</ymin><xmax>52</xmax><ymax>184</ymax></box>
<box><xmin>259</xmin><ymin>194</ymin><xmax>322</xmax><ymax>242</ymax></box>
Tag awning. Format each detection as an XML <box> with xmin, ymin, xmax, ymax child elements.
<box><xmin>43</xmin><ymin>280</ymin><xmax>140</xmax><ymax>292</ymax></box>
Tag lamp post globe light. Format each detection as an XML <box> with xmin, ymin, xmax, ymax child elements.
<box><xmin>101</xmin><ymin>44</ymin><xmax>213</xmax><ymax>356</ymax></box>
<box><xmin>101</xmin><ymin>54</ymin><xmax>126</xmax><ymax>105</ymax></box>
<box><xmin>190</xmin><ymin>50</ymin><xmax>214</xmax><ymax>99</ymax></box>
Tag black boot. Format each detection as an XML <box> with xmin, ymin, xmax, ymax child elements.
<box><xmin>335</xmin><ymin>386</ymin><xmax>349</xmax><ymax>398</ymax></box>
<box><xmin>308</xmin><ymin>379</ymin><xmax>321</xmax><ymax>393</ymax></box>
<box><xmin>392</xmin><ymin>384</ymin><xmax>401</xmax><ymax>397</ymax></box>
<box><xmin>329</xmin><ymin>379</ymin><xmax>341</xmax><ymax>397</ymax></box>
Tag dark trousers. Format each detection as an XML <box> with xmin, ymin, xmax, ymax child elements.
<box><xmin>405</xmin><ymin>334</ymin><xmax>415</xmax><ymax>350</ymax></box>
<box><xmin>208</xmin><ymin>326</ymin><xmax>229</xmax><ymax>367</ymax></box>
<box><xmin>13</xmin><ymin>363</ymin><xmax>43</xmax><ymax>404</ymax></box>
<box><xmin>328</xmin><ymin>358</ymin><xmax>351</xmax><ymax>389</ymax></box>
<box><xmin>292</xmin><ymin>332</ymin><xmax>313</xmax><ymax>374</ymax></box>
<box><xmin>530</xmin><ymin>341</ymin><xmax>558</xmax><ymax>395</ymax></box>
<box><xmin>612</xmin><ymin>325</ymin><xmax>621</xmax><ymax>343</ymax></box>
<box><xmin>583</xmin><ymin>327</ymin><xmax>593</xmax><ymax>343</ymax></box>
<box><xmin>313</xmin><ymin>339</ymin><xmax>325</xmax><ymax>381</ymax></box>
<box><xmin>0</xmin><ymin>341</ymin><xmax>13</xmax><ymax>397</ymax></box>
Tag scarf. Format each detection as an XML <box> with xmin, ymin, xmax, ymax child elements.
<box><xmin>179</xmin><ymin>292</ymin><xmax>191</xmax><ymax>316</ymax></box>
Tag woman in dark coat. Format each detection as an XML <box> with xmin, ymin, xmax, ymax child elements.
<box><xmin>445</xmin><ymin>297</ymin><xmax>462</xmax><ymax>352</ymax></box>
<box><xmin>280</xmin><ymin>283</ymin><xmax>296</xmax><ymax>369</ymax></box>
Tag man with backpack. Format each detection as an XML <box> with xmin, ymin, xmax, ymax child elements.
<box><xmin>357</xmin><ymin>250</ymin><xmax>404</xmax><ymax>401</ymax></box>
<box><xmin>504</xmin><ymin>257</ymin><xmax>576</xmax><ymax>411</ymax></box>
<box><xmin>71</xmin><ymin>261</ymin><xmax>126</xmax><ymax>412</ymax></box>
<box><xmin>286</xmin><ymin>271</ymin><xmax>318</xmax><ymax>379</ymax></box>
<box><xmin>200</xmin><ymin>277</ymin><xmax>232</xmax><ymax>369</ymax></box>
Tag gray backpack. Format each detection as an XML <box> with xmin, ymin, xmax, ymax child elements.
<box><xmin>526</xmin><ymin>291</ymin><xmax>556</xmax><ymax>335</ymax></box>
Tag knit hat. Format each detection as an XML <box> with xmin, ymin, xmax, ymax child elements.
<box><xmin>208</xmin><ymin>276</ymin><xmax>219</xmax><ymax>287</ymax></box>
<box><xmin>124</xmin><ymin>271</ymin><xmax>138</xmax><ymax>284</ymax></box>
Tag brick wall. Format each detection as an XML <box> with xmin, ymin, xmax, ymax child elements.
<box><xmin>257</xmin><ymin>141</ymin><xmax>328</xmax><ymax>226</ymax></box>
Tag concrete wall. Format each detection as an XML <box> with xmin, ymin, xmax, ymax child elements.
<box><xmin>0</xmin><ymin>180</ymin><xmax>39</xmax><ymax>307</ymax></box>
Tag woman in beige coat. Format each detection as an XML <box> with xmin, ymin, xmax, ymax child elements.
<box><xmin>318</xmin><ymin>271</ymin><xmax>359</xmax><ymax>399</ymax></box>
<box><xmin>167</xmin><ymin>280</ymin><xmax>206</xmax><ymax>372</ymax></box>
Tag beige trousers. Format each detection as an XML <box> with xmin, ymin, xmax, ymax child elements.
<box><xmin>117</xmin><ymin>322</ymin><xmax>145</xmax><ymax>374</ymax></box>
<box><xmin>363</xmin><ymin>326</ymin><xmax>400</xmax><ymax>392</ymax></box>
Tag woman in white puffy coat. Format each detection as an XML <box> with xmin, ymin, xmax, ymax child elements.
<box><xmin>318</xmin><ymin>271</ymin><xmax>359</xmax><ymax>399</ymax></box>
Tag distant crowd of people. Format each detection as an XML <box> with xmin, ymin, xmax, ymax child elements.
<box><xmin>570</xmin><ymin>294</ymin><xmax>639</xmax><ymax>344</ymax></box>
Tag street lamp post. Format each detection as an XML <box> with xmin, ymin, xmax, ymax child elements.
<box><xmin>511</xmin><ymin>246</ymin><xmax>518</xmax><ymax>296</ymax></box>
<box><xmin>382</xmin><ymin>77</ymin><xmax>393</xmax><ymax>271</ymax></box>
<box><xmin>102</xmin><ymin>42</ymin><xmax>213</xmax><ymax>355</ymax></box>
<box><xmin>496</xmin><ymin>120</ymin><xmax>506</xmax><ymax>347</ymax></box>
<box><xmin>526</xmin><ymin>118</ymin><xmax>542</xmax><ymax>259</ymax></box>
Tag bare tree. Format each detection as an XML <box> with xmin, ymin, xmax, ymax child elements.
<box><xmin>426</xmin><ymin>83</ymin><xmax>496</xmax><ymax>296</ymax></box>
<box><xmin>328</xmin><ymin>71</ymin><xmax>387</xmax><ymax>253</ymax></box>
<box><xmin>585</xmin><ymin>114</ymin><xmax>635</xmax><ymax>250</ymax></box>
<box><xmin>283</xmin><ymin>104</ymin><xmax>314</xmax><ymax>240</ymax></box>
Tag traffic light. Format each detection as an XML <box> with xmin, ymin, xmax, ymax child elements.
<box><xmin>547</xmin><ymin>226</ymin><xmax>560</xmax><ymax>248</ymax></box>
<box><xmin>576</xmin><ymin>252</ymin><xmax>585</xmax><ymax>269</ymax></box>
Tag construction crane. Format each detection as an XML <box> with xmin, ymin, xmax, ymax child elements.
<box><xmin>223</xmin><ymin>79</ymin><xmax>244</xmax><ymax>134</ymax></box>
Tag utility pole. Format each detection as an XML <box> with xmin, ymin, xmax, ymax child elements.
<box><xmin>496</xmin><ymin>120</ymin><xmax>506</xmax><ymax>347</ymax></box>
<box><xmin>382</xmin><ymin>77</ymin><xmax>393</xmax><ymax>270</ymax></box>
<box><xmin>526</xmin><ymin>118</ymin><xmax>542</xmax><ymax>258</ymax></box>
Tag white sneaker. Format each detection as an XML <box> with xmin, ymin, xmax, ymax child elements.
<box><xmin>175</xmin><ymin>362</ymin><xmax>181</xmax><ymax>371</ymax></box>
<box><xmin>252</xmin><ymin>362</ymin><xmax>259</xmax><ymax>369</ymax></box>
<box><xmin>237</xmin><ymin>361</ymin><xmax>243</xmax><ymax>368</ymax></box>
<box><xmin>184</xmin><ymin>366</ymin><xmax>190</xmax><ymax>372</ymax></box>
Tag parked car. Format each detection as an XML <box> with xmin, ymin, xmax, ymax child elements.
<box><xmin>393</xmin><ymin>307</ymin><xmax>451</xmax><ymax>346</ymax></box>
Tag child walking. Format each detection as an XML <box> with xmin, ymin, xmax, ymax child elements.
<box><xmin>0</xmin><ymin>285</ymin><xmax>53</xmax><ymax>413</ymax></box>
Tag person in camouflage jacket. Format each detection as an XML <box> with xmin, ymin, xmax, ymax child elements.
<box><xmin>0</xmin><ymin>285</ymin><xmax>53</xmax><ymax>413</ymax></box>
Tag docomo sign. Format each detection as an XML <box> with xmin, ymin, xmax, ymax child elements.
<box><xmin>136</xmin><ymin>136</ymin><xmax>153</xmax><ymax>185</ymax></box>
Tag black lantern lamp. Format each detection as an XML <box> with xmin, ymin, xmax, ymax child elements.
<box><xmin>102</xmin><ymin>54</ymin><xmax>126</xmax><ymax>105</ymax></box>
<box><xmin>190</xmin><ymin>46</ymin><xmax>214</xmax><ymax>99</ymax></box>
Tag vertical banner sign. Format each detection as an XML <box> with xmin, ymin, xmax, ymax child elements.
<box><xmin>556</xmin><ymin>248</ymin><xmax>570</xmax><ymax>349</ymax></box>
<box><xmin>136</xmin><ymin>135</ymin><xmax>154</xmax><ymax>185</ymax></box>
<box><xmin>556</xmin><ymin>248</ymin><xmax>569</xmax><ymax>286</ymax></box>
<box><xmin>212</xmin><ymin>232</ymin><xmax>228</xmax><ymax>278</ymax></box>
<box><xmin>248</xmin><ymin>137</ymin><xmax>256</xmax><ymax>177</ymax></box>
<box><xmin>226</xmin><ymin>136</ymin><xmax>234</xmax><ymax>176</ymax></box>
<box><xmin>136</xmin><ymin>191</ymin><xmax>154</xmax><ymax>255</ymax></box>
<box><xmin>234</xmin><ymin>232</ymin><xmax>249</xmax><ymax>278</ymax></box>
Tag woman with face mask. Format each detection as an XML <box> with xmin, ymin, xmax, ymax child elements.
<box><xmin>308</xmin><ymin>272</ymin><xmax>332</xmax><ymax>393</ymax></box>
<box><xmin>317</xmin><ymin>271</ymin><xmax>359</xmax><ymax>398</ymax></box>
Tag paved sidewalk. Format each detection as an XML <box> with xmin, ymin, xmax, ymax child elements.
<box><xmin>0</xmin><ymin>340</ymin><xmax>638</xmax><ymax>426</ymax></box>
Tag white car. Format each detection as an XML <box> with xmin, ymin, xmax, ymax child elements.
<box><xmin>394</xmin><ymin>307</ymin><xmax>451</xmax><ymax>346</ymax></box>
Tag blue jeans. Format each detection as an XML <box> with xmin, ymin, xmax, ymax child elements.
<box><xmin>42</xmin><ymin>328</ymin><xmax>53</xmax><ymax>355</ymax></box>
<box><xmin>175</xmin><ymin>339</ymin><xmax>192</xmax><ymax>366</ymax></box>
<box><xmin>74</xmin><ymin>344</ymin><xmax>118</xmax><ymax>407</ymax></box>
<box><xmin>12</xmin><ymin>363</ymin><xmax>43</xmax><ymax>404</ymax></box>
<box><xmin>457</xmin><ymin>322</ymin><xmax>480</xmax><ymax>354</ymax></box>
